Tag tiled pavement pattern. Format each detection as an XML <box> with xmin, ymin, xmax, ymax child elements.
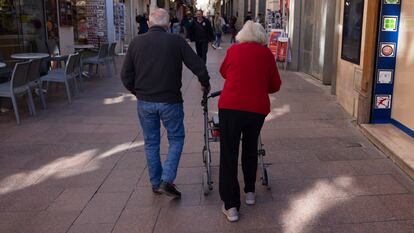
<box><xmin>0</xmin><ymin>41</ymin><xmax>414</xmax><ymax>233</ymax></box>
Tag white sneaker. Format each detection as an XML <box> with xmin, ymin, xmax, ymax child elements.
<box><xmin>211</xmin><ymin>44</ymin><xmax>217</xmax><ymax>49</ymax></box>
<box><xmin>221</xmin><ymin>205</ymin><xmax>239</xmax><ymax>222</ymax></box>
<box><xmin>217</xmin><ymin>47</ymin><xmax>223</xmax><ymax>50</ymax></box>
<box><xmin>245</xmin><ymin>192</ymin><xmax>256</xmax><ymax>205</ymax></box>
<box><xmin>0</xmin><ymin>108</ymin><xmax>10</xmax><ymax>113</ymax></box>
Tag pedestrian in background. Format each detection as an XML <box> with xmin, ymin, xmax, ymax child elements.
<box><xmin>121</xmin><ymin>8</ymin><xmax>211</xmax><ymax>199</ymax></box>
<box><xmin>170</xmin><ymin>16</ymin><xmax>180</xmax><ymax>34</ymax></box>
<box><xmin>212</xmin><ymin>12</ymin><xmax>225</xmax><ymax>49</ymax></box>
<box><xmin>218</xmin><ymin>21</ymin><xmax>281</xmax><ymax>222</ymax></box>
<box><xmin>244</xmin><ymin>11</ymin><xmax>253</xmax><ymax>23</ymax></box>
<box><xmin>188</xmin><ymin>10</ymin><xmax>215</xmax><ymax>64</ymax></box>
<box><xmin>181</xmin><ymin>13</ymin><xmax>192</xmax><ymax>38</ymax></box>
<box><xmin>229</xmin><ymin>16</ymin><xmax>237</xmax><ymax>43</ymax></box>
<box><xmin>136</xmin><ymin>13</ymin><xmax>149</xmax><ymax>34</ymax></box>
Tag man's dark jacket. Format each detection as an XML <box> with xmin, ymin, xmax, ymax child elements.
<box><xmin>121</xmin><ymin>26</ymin><xmax>210</xmax><ymax>103</ymax></box>
<box><xmin>188</xmin><ymin>17</ymin><xmax>215</xmax><ymax>42</ymax></box>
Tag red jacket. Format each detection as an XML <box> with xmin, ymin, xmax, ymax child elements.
<box><xmin>218</xmin><ymin>42</ymin><xmax>282</xmax><ymax>116</ymax></box>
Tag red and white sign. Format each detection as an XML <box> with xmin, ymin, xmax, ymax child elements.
<box><xmin>380</xmin><ymin>43</ymin><xmax>396</xmax><ymax>57</ymax></box>
<box><xmin>375</xmin><ymin>95</ymin><xmax>392</xmax><ymax>109</ymax></box>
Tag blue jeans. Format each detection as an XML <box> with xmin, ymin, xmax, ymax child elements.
<box><xmin>214</xmin><ymin>32</ymin><xmax>222</xmax><ymax>47</ymax></box>
<box><xmin>137</xmin><ymin>100</ymin><xmax>185</xmax><ymax>187</ymax></box>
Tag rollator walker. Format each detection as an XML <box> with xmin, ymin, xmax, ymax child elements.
<box><xmin>201</xmin><ymin>90</ymin><xmax>271</xmax><ymax>195</ymax></box>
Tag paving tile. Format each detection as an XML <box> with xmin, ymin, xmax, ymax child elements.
<box><xmin>315</xmin><ymin>147</ymin><xmax>383</xmax><ymax>161</ymax></box>
<box><xmin>0</xmin><ymin>186</ymin><xmax>63</xmax><ymax>211</ymax></box>
<box><xmin>99</xmin><ymin>169</ymin><xmax>144</xmax><ymax>193</ymax></box>
<box><xmin>379</xmin><ymin>194</ymin><xmax>414</xmax><ymax>219</ymax></box>
<box><xmin>21</xmin><ymin>210</ymin><xmax>81</xmax><ymax>233</ymax></box>
<box><xmin>48</xmin><ymin>187</ymin><xmax>97</xmax><ymax>212</ymax></box>
<box><xmin>67</xmin><ymin>223</ymin><xmax>113</xmax><ymax>233</ymax></box>
<box><xmin>114</xmin><ymin>151</ymin><xmax>147</xmax><ymax>170</ymax></box>
<box><xmin>315</xmin><ymin>196</ymin><xmax>394</xmax><ymax>225</ymax></box>
<box><xmin>268</xmin><ymin>163</ymin><xmax>304</xmax><ymax>179</ymax></box>
<box><xmin>348</xmin><ymin>159</ymin><xmax>401</xmax><ymax>176</ymax></box>
<box><xmin>307</xmin><ymin>220</ymin><xmax>414</xmax><ymax>233</ymax></box>
<box><xmin>266</xmin><ymin>150</ymin><xmax>320</xmax><ymax>164</ymax></box>
<box><xmin>112</xmin><ymin>207</ymin><xmax>160</xmax><ymax>233</ymax></box>
<box><xmin>75</xmin><ymin>192</ymin><xmax>131</xmax><ymax>224</ymax></box>
<box><xmin>37</xmin><ymin>168</ymin><xmax>111</xmax><ymax>189</ymax></box>
<box><xmin>348</xmin><ymin>175</ymin><xmax>408</xmax><ymax>196</ymax></box>
<box><xmin>297</xmin><ymin>161</ymin><xmax>357</xmax><ymax>178</ymax></box>
<box><xmin>0</xmin><ymin>211</ymin><xmax>38</xmax><ymax>233</ymax></box>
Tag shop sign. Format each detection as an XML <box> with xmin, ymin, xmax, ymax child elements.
<box><xmin>371</xmin><ymin>0</ymin><xmax>402</xmax><ymax>123</ymax></box>
<box><xmin>382</xmin><ymin>16</ymin><xmax>398</xmax><ymax>32</ymax></box>
<box><xmin>375</xmin><ymin>95</ymin><xmax>392</xmax><ymax>109</ymax></box>
<box><xmin>384</xmin><ymin>0</ymin><xmax>399</xmax><ymax>4</ymax></box>
<box><xmin>379</xmin><ymin>42</ymin><xmax>396</xmax><ymax>57</ymax></box>
<box><xmin>377</xmin><ymin>70</ymin><xmax>393</xmax><ymax>84</ymax></box>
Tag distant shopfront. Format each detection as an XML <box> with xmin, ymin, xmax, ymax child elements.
<box><xmin>0</xmin><ymin>0</ymin><xmax>126</xmax><ymax>63</ymax></box>
<box><xmin>0</xmin><ymin>0</ymin><xmax>59</xmax><ymax>62</ymax></box>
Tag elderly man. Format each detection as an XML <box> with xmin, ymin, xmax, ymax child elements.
<box><xmin>121</xmin><ymin>8</ymin><xmax>211</xmax><ymax>198</ymax></box>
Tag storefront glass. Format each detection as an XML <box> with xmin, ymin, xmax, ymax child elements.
<box><xmin>0</xmin><ymin>0</ymin><xmax>46</xmax><ymax>62</ymax></box>
<box><xmin>391</xmin><ymin>0</ymin><xmax>414</xmax><ymax>134</ymax></box>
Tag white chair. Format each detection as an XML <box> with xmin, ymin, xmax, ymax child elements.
<box><xmin>41</xmin><ymin>53</ymin><xmax>79</xmax><ymax>104</ymax></box>
<box><xmin>0</xmin><ymin>61</ymin><xmax>35</xmax><ymax>124</ymax></box>
<box><xmin>83</xmin><ymin>43</ymin><xmax>111</xmax><ymax>78</ymax></box>
<box><xmin>27</xmin><ymin>59</ymin><xmax>47</xmax><ymax>110</ymax></box>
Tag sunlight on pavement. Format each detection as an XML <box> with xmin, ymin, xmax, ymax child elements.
<box><xmin>0</xmin><ymin>141</ymin><xmax>145</xmax><ymax>195</ymax></box>
<box><xmin>265</xmin><ymin>104</ymin><xmax>291</xmax><ymax>122</ymax></box>
<box><xmin>97</xmin><ymin>141</ymin><xmax>144</xmax><ymax>159</ymax></box>
<box><xmin>281</xmin><ymin>176</ymin><xmax>356</xmax><ymax>233</ymax></box>
<box><xmin>103</xmin><ymin>94</ymin><xmax>135</xmax><ymax>105</ymax></box>
<box><xmin>0</xmin><ymin>149</ymin><xmax>97</xmax><ymax>195</ymax></box>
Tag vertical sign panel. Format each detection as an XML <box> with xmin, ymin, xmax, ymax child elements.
<box><xmin>371</xmin><ymin>0</ymin><xmax>402</xmax><ymax>123</ymax></box>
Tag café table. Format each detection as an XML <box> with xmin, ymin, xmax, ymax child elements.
<box><xmin>10</xmin><ymin>53</ymin><xmax>50</xmax><ymax>60</ymax></box>
<box><xmin>0</xmin><ymin>62</ymin><xmax>5</xmax><ymax>68</ymax></box>
<box><xmin>74</xmin><ymin>44</ymin><xmax>95</xmax><ymax>50</ymax></box>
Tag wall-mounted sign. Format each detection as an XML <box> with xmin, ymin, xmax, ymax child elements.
<box><xmin>371</xmin><ymin>0</ymin><xmax>402</xmax><ymax>123</ymax></box>
<box><xmin>382</xmin><ymin>16</ymin><xmax>398</xmax><ymax>32</ymax></box>
<box><xmin>384</xmin><ymin>0</ymin><xmax>400</xmax><ymax>4</ymax></box>
<box><xmin>380</xmin><ymin>42</ymin><xmax>396</xmax><ymax>57</ymax></box>
<box><xmin>377</xmin><ymin>70</ymin><xmax>394</xmax><ymax>84</ymax></box>
<box><xmin>375</xmin><ymin>95</ymin><xmax>392</xmax><ymax>109</ymax></box>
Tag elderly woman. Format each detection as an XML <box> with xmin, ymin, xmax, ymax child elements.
<box><xmin>218</xmin><ymin>21</ymin><xmax>282</xmax><ymax>222</ymax></box>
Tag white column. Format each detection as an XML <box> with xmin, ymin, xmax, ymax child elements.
<box><xmin>150</xmin><ymin>0</ymin><xmax>157</xmax><ymax>12</ymax></box>
<box><xmin>106</xmin><ymin>0</ymin><xmax>115</xmax><ymax>43</ymax></box>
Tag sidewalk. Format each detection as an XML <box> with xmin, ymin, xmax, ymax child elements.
<box><xmin>0</xmin><ymin>41</ymin><xmax>414</xmax><ymax>233</ymax></box>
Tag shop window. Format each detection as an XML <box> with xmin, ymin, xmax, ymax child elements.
<box><xmin>341</xmin><ymin>0</ymin><xmax>364</xmax><ymax>65</ymax></box>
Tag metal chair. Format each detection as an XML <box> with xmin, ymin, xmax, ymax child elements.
<box><xmin>27</xmin><ymin>59</ymin><xmax>47</xmax><ymax>109</ymax></box>
<box><xmin>0</xmin><ymin>61</ymin><xmax>35</xmax><ymax>124</ymax></box>
<box><xmin>72</xmin><ymin>53</ymin><xmax>84</xmax><ymax>91</ymax></box>
<box><xmin>41</xmin><ymin>53</ymin><xmax>79</xmax><ymax>104</ymax></box>
<box><xmin>83</xmin><ymin>43</ymin><xmax>110</xmax><ymax>78</ymax></box>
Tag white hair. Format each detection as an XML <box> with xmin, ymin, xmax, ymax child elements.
<box><xmin>149</xmin><ymin>8</ymin><xmax>169</xmax><ymax>27</ymax></box>
<box><xmin>236</xmin><ymin>20</ymin><xmax>267</xmax><ymax>45</ymax></box>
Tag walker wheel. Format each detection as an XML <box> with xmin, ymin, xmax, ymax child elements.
<box><xmin>262</xmin><ymin>168</ymin><xmax>270</xmax><ymax>188</ymax></box>
<box><xmin>202</xmin><ymin>170</ymin><xmax>210</xmax><ymax>195</ymax></box>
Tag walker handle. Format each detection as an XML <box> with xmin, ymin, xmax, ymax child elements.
<box><xmin>209</xmin><ymin>90</ymin><xmax>222</xmax><ymax>98</ymax></box>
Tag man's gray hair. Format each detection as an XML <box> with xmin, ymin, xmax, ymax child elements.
<box><xmin>149</xmin><ymin>8</ymin><xmax>170</xmax><ymax>27</ymax></box>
